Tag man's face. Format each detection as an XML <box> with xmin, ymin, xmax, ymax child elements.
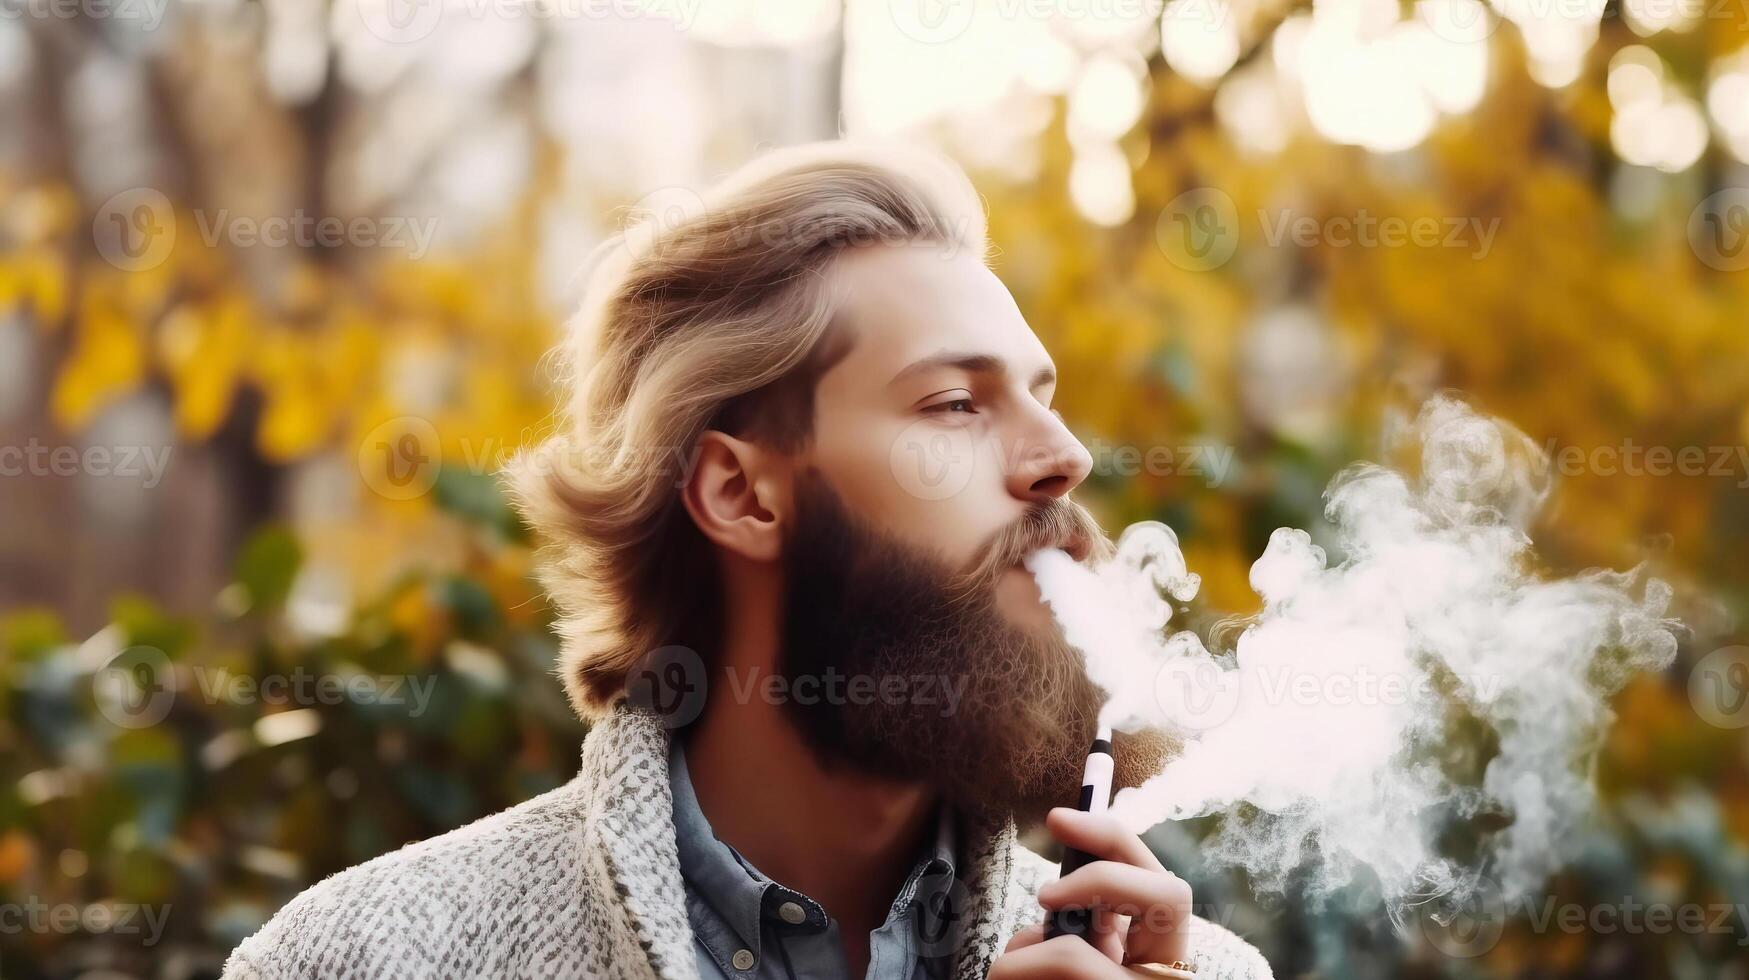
<box><xmin>772</xmin><ymin>245</ymin><xmax>1160</xmax><ymax>822</ymax></box>
<box><xmin>805</xmin><ymin>245</ymin><xmax>1096</xmax><ymax>631</ymax></box>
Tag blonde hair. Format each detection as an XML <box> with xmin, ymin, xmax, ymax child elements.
<box><xmin>508</xmin><ymin>142</ymin><xmax>990</xmax><ymax>720</ymax></box>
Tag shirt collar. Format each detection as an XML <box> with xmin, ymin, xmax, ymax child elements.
<box><xmin>890</xmin><ymin>803</ymin><xmax>957</xmax><ymax>916</ymax></box>
<box><xmin>668</xmin><ymin>740</ymin><xmax>775</xmax><ymax>967</ymax></box>
<box><xmin>667</xmin><ymin>741</ymin><xmax>962</xmax><ymax>963</ymax></box>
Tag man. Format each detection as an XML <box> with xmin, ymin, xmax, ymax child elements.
<box><xmin>224</xmin><ymin>143</ymin><xmax>1273</xmax><ymax>980</ymax></box>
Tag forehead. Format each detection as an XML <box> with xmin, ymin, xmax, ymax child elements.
<box><xmin>822</xmin><ymin>245</ymin><xmax>1049</xmax><ymax>387</ymax></box>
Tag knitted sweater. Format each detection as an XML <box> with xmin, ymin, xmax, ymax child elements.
<box><xmin>223</xmin><ymin>707</ymin><xmax>1273</xmax><ymax>979</ymax></box>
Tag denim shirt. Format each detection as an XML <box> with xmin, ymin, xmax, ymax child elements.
<box><xmin>668</xmin><ymin>743</ymin><xmax>960</xmax><ymax>980</ymax></box>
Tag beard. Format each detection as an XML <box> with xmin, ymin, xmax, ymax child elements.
<box><xmin>776</xmin><ymin>470</ymin><xmax>1169</xmax><ymax>827</ymax></box>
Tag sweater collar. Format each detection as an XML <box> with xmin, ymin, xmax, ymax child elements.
<box><xmin>578</xmin><ymin>705</ymin><xmax>1020</xmax><ymax>980</ymax></box>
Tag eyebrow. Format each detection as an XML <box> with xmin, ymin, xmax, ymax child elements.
<box><xmin>886</xmin><ymin>350</ymin><xmax>1057</xmax><ymax>392</ymax></box>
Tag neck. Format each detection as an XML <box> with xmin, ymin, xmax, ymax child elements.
<box><xmin>681</xmin><ymin>580</ymin><xmax>938</xmax><ymax>945</ymax></box>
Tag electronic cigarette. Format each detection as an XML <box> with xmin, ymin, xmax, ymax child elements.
<box><xmin>1045</xmin><ymin>724</ymin><xmax>1114</xmax><ymax>941</ymax></box>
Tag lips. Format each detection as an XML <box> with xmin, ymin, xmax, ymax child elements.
<box><xmin>975</xmin><ymin>502</ymin><xmax>1104</xmax><ymax>583</ymax></box>
<box><xmin>1014</xmin><ymin>534</ymin><xmax>1091</xmax><ymax>567</ymax></box>
<box><xmin>1058</xmin><ymin>533</ymin><xmax>1092</xmax><ymax>563</ymax></box>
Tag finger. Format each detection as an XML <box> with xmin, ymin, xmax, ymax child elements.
<box><xmin>1033</xmin><ymin>906</ymin><xmax>1128</xmax><ymax>964</ymax></box>
<box><xmin>1038</xmin><ymin>863</ymin><xmax>1195</xmax><ymax>967</ymax></box>
<box><xmin>989</xmin><ymin>935</ymin><xmax>1133</xmax><ymax>980</ymax></box>
<box><xmin>1036</xmin><ymin>862</ymin><xmax>1192</xmax><ymax>928</ymax></box>
<box><xmin>1090</xmin><ymin>911</ymin><xmax>1128</xmax><ymax>962</ymax></box>
<box><xmin>1046</xmin><ymin>809</ymin><xmax>1165</xmax><ymax>872</ymax></box>
<box><xmin>1004</xmin><ymin>924</ymin><xmax>1047</xmax><ymax>953</ymax></box>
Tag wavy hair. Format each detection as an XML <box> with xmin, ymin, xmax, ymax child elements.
<box><xmin>507</xmin><ymin>142</ymin><xmax>989</xmax><ymax>719</ymax></box>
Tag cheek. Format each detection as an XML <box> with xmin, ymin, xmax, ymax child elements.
<box><xmin>809</xmin><ymin>410</ymin><xmax>1010</xmax><ymax>567</ymax></box>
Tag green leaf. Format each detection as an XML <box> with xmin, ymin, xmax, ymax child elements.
<box><xmin>109</xmin><ymin>595</ymin><xmax>197</xmax><ymax>658</ymax></box>
<box><xmin>437</xmin><ymin>576</ymin><xmax>500</xmax><ymax>639</ymax></box>
<box><xmin>434</xmin><ymin>468</ymin><xmax>522</xmax><ymax>540</ymax></box>
<box><xmin>235</xmin><ymin>525</ymin><xmax>304</xmax><ymax>610</ymax></box>
<box><xmin>0</xmin><ymin>608</ymin><xmax>66</xmax><ymax>662</ymax></box>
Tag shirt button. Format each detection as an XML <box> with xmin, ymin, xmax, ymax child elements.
<box><xmin>731</xmin><ymin>949</ymin><xmax>756</xmax><ymax>971</ymax></box>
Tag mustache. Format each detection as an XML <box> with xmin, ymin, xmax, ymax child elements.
<box><xmin>951</xmin><ymin>496</ymin><xmax>1113</xmax><ymax>601</ymax></box>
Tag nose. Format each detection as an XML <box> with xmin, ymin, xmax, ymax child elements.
<box><xmin>1005</xmin><ymin>407</ymin><xmax>1092</xmax><ymax>503</ymax></box>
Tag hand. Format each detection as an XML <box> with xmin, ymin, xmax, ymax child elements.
<box><xmin>989</xmin><ymin>808</ymin><xmax>1194</xmax><ymax>978</ymax></box>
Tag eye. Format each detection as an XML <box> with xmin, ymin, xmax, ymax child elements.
<box><xmin>924</xmin><ymin>397</ymin><xmax>977</xmax><ymax>415</ymax></box>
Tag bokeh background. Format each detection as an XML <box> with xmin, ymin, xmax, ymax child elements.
<box><xmin>2</xmin><ymin>0</ymin><xmax>1748</xmax><ymax>977</ymax></box>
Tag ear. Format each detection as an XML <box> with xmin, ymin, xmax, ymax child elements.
<box><xmin>681</xmin><ymin>430</ymin><xmax>789</xmax><ymax>563</ymax></box>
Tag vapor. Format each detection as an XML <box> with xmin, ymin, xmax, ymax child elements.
<box><xmin>1027</xmin><ymin>397</ymin><xmax>1680</xmax><ymax>911</ymax></box>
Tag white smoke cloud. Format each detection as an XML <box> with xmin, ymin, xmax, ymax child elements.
<box><xmin>1027</xmin><ymin>396</ymin><xmax>1680</xmax><ymax>912</ymax></box>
